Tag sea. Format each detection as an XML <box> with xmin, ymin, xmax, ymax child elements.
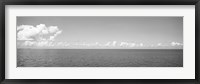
<box><xmin>17</xmin><ymin>49</ymin><xmax>183</xmax><ymax>67</ymax></box>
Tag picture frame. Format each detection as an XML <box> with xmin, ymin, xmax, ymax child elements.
<box><xmin>0</xmin><ymin>0</ymin><xmax>199</xmax><ymax>84</ymax></box>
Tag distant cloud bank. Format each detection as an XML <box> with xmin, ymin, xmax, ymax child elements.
<box><xmin>18</xmin><ymin>40</ymin><xmax>183</xmax><ymax>49</ymax></box>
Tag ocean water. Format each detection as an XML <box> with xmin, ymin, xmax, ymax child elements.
<box><xmin>17</xmin><ymin>49</ymin><xmax>183</xmax><ymax>67</ymax></box>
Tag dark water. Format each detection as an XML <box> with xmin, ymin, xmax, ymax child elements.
<box><xmin>17</xmin><ymin>49</ymin><xmax>183</xmax><ymax>67</ymax></box>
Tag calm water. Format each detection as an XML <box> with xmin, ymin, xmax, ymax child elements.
<box><xmin>17</xmin><ymin>49</ymin><xmax>183</xmax><ymax>67</ymax></box>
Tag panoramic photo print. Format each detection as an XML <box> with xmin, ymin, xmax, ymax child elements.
<box><xmin>17</xmin><ymin>16</ymin><xmax>183</xmax><ymax>67</ymax></box>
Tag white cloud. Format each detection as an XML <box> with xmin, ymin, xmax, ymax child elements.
<box><xmin>157</xmin><ymin>43</ymin><xmax>162</xmax><ymax>46</ymax></box>
<box><xmin>105</xmin><ymin>42</ymin><xmax>111</xmax><ymax>46</ymax></box>
<box><xmin>49</xmin><ymin>36</ymin><xmax>55</xmax><ymax>41</ymax></box>
<box><xmin>120</xmin><ymin>42</ymin><xmax>128</xmax><ymax>47</ymax></box>
<box><xmin>41</xmin><ymin>29</ymin><xmax>49</xmax><ymax>35</ymax></box>
<box><xmin>17</xmin><ymin>25</ymin><xmax>40</xmax><ymax>40</ymax></box>
<box><xmin>17</xmin><ymin>24</ymin><xmax>62</xmax><ymax>41</ymax></box>
<box><xmin>112</xmin><ymin>41</ymin><xmax>117</xmax><ymax>46</ymax></box>
<box><xmin>140</xmin><ymin>43</ymin><xmax>143</xmax><ymax>46</ymax></box>
<box><xmin>24</xmin><ymin>41</ymin><xmax>36</xmax><ymax>46</ymax></box>
<box><xmin>37</xmin><ymin>41</ymin><xmax>49</xmax><ymax>47</ymax></box>
<box><xmin>129</xmin><ymin>43</ymin><xmax>136</xmax><ymax>47</ymax></box>
<box><xmin>171</xmin><ymin>42</ymin><xmax>183</xmax><ymax>46</ymax></box>
<box><xmin>49</xmin><ymin>30</ymin><xmax>62</xmax><ymax>41</ymax></box>
<box><xmin>48</xmin><ymin>26</ymin><xmax>59</xmax><ymax>33</ymax></box>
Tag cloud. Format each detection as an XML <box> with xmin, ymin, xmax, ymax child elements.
<box><xmin>17</xmin><ymin>24</ymin><xmax>62</xmax><ymax>41</ymax></box>
<box><xmin>49</xmin><ymin>36</ymin><xmax>55</xmax><ymax>41</ymax></box>
<box><xmin>49</xmin><ymin>30</ymin><xmax>62</xmax><ymax>41</ymax></box>
<box><xmin>41</xmin><ymin>29</ymin><xmax>49</xmax><ymax>35</ymax></box>
<box><xmin>37</xmin><ymin>41</ymin><xmax>49</xmax><ymax>47</ymax></box>
<box><xmin>129</xmin><ymin>43</ymin><xmax>136</xmax><ymax>47</ymax></box>
<box><xmin>171</xmin><ymin>42</ymin><xmax>183</xmax><ymax>46</ymax></box>
<box><xmin>157</xmin><ymin>43</ymin><xmax>162</xmax><ymax>46</ymax></box>
<box><xmin>17</xmin><ymin>25</ymin><xmax>40</xmax><ymax>40</ymax></box>
<box><xmin>24</xmin><ymin>41</ymin><xmax>36</xmax><ymax>46</ymax></box>
<box><xmin>18</xmin><ymin>40</ymin><xmax>183</xmax><ymax>48</ymax></box>
<box><xmin>139</xmin><ymin>43</ymin><xmax>143</xmax><ymax>46</ymax></box>
<box><xmin>120</xmin><ymin>42</ymin><xmax>128</xmax><ymax>47</ymax></box>
<box><xmin>49</xmin><ymin>26</ymin><xmax>59</xmax><ymax>33</ymax></box>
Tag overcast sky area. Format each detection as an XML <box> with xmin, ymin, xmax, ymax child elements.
<box><xmin>17</xmin><ymin>16</ymin><xmax>183</xmax><ymax>49</ymax></box>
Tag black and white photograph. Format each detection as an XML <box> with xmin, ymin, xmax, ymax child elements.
<box><xmin>17</xmin><ymin>16</ymin><xmax>183</xmax><ymax>67</ymax></box>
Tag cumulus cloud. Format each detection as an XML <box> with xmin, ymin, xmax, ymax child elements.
<box><xmin>17</xmin><ymin>25</ymin><xmax>39</xmax><ymax>40</ymax></box>
<box><xmin>17</xmin><ymin>24</ymin><xmax>62</xmax><ymax>41</ymax></box>
<box><xmin>49</xmin><ymin>26</ymin><xmax>59</xmax><ymax>33</ymax></box>
<box><xmin>49</xmin><ymin>30</ymin><xmax>62</xmax><ymax>41</ymax></box>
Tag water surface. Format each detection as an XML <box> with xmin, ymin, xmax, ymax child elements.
<box><xmin>17</xmin><ymin>49</ymin><xmax>183</xmax><ymax>67</ymax></box>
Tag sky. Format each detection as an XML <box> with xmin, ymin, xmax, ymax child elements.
<box><xmin>17</xmin><ymin>16</ymin><xmax>183</xmax><ymax>49</ymax></box>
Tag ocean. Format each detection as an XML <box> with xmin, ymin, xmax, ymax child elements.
<box><xmin>17</xmin><ymin>49</ymin><xmax>183</xmax><ymax>67</ymax></box>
